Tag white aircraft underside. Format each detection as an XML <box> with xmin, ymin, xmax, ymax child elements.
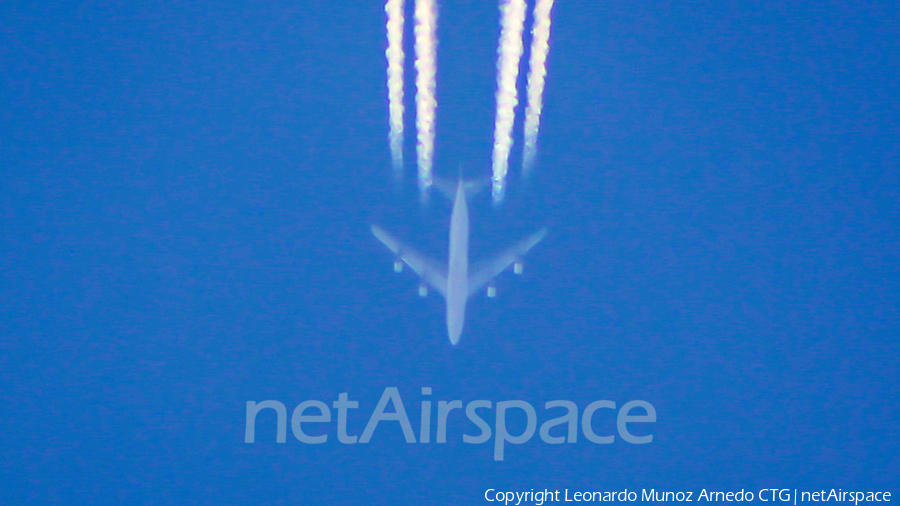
<box><xmin>372</xmin><ymin>180</ymin><xmax>546</xmax><ymax>345</ymax></box>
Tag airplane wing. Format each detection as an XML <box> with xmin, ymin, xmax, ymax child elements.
<box><xmin>371</xmin><ymin>224</ymin><xmax>448</xmax><ymax>298</ymax></box>
<box><xmin>467</xmin><ymin>228</ymin><xmax>547</xmax><ymax>296</ymax></box>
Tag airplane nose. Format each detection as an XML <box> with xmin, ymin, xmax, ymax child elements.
<box><xmin>448</xmin><ymin>321</ymin><xmax>462</xmax><ymax>345</ymax></box>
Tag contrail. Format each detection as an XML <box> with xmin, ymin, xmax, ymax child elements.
<box><xmin>385</xmin><ymin>0</ymin><xmax>405</xmax><ymax>181</ymax></box>
<box><xmin>490</xmin><ymin>0</ymin><xmax>527</xmax><ymax>203</ymax></box>
<box><xmin>414</xmin><ymin>0</ymin><xmax>438</xmax><ymax>192</ymax></box>
<box><xmin>522</xmin><ymin>0</ymin><xmax>555</xmax><ymax>176</ymax></box>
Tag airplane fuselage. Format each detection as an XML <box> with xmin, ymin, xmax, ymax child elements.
<box><xmin>446</xmin><ymin>182</ymin><xmax>469</xmax><ymax>344</ymax></box>
<box><xmin>371</xmin><ymin>178</ymin><xmax>546</xmax><ymax>346</ymax></box>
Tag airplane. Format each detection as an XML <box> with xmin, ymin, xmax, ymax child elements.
<box><xmin>371</xmin><ymin>179</ymin><xmax>546</xmax><ymax>345</ymax></box>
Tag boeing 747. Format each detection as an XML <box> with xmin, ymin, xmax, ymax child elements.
<box><xmin>372</xmin><ymin>179</ymin><xmax>546</xmax><ymax>345</ymax></box>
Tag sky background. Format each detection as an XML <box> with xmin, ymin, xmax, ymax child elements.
<box><xmin>2</xmin><ymin>0</ymin><xmax>898</xmax><ymax>504</ymax></box>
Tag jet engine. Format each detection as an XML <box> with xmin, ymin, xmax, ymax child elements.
<box><xmin>513</xmin><ymin>260</ymin><xmax>524</xmax><ymax>275</ymax></box>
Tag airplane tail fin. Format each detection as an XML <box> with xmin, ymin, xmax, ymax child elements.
<box><xmin>431</xmin><ymin>177</ymin><xmax>490</xmax><ymax>201</ymax></box>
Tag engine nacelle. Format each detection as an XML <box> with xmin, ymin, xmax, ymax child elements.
<box><xmin>418</xmin><ymin>284</ymin><xmax>428</xmax><ymax>297</ymax></box>
<box><xmin>513</xmin><ymin>260</ymin><xmax>524</xmax><ymax>275</ymax></box>
<box><xmin>393</xmin><ymin>259</ymin><xmax>403</xmax><ymax>273</ymax></box>
<box><xmin>487</xmin><ymin>284</ymin><xmax>497</xmax><ymax>298</ymax></box>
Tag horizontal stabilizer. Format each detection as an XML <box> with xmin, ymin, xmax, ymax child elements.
<box><xmin>431</xmin><ymin>177</ymin><xmax>490</xmax><ymax>201</ymax></box>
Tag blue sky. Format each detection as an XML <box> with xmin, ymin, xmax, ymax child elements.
<box><xmin>1</xmin><ymin>1</ymin><xmax>898</xmax><ymax>504</ymax></box>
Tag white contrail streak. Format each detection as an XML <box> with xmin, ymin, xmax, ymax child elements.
<box><xmin>414</xmin><ymin>0</ymin><xmax>438</xmax><ymax>192</ymax></box>
<box><xmin>490</xmin><ymin>0</ymin><xmax>527</xmax><ymax>202</ymax></box>
<box><xmin>522</xmin><ymin>0</ymin><xmax>555</xmax><ymax>176</ymax></box>
<box><xmin>385</xmin><ymin>0</ymin><xmax>405</xmax><ymax>180</ymax></box>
